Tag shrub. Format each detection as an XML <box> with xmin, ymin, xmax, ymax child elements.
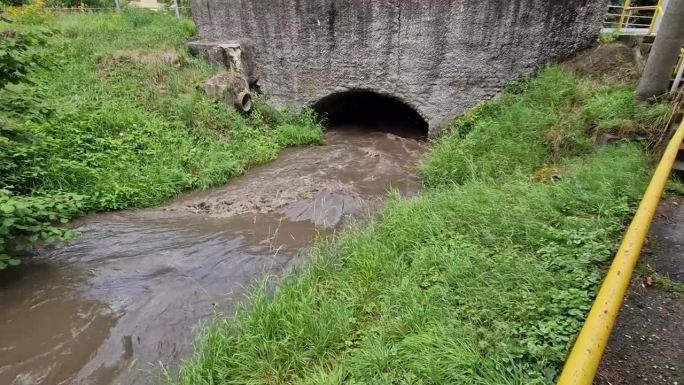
<box><xmin>3</xmin><ymin>0</ymin><xmax>51</xmax><ymax>25</ymax></box>
<box><xmin>0</xmin><ymin>12</ymin><xmax>323</xmax><ymax>267</ymax></box>
<box><xmin>0</xmin><ymin>190</ymin><xmax>85</xmax><ymax>269</ymax></box>
<box><xmin>0</xmin><ymin>18</ymin><xmax>54</xmax><ymax>88</ymax></box>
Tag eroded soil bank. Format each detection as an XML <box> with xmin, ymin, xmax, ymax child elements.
<box><xmin>0</xmin><ymin>128</ymin><xmax>425</xmax><ymax>385</ymax></box>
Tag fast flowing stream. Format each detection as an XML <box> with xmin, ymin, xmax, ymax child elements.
<box><xmin>0</xmin><ymin>127</ymin><xmax>426</xmax><ymax>385</ymax></box>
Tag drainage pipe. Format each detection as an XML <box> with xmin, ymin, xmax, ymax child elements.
<box><xmin>556</xmin><ymin>118</ymin><xmax>684</xmax><ymax>385</ymax></box>
<box><xmin>203</xmin><ymin>72</ymin><xmax>252</xmax><ymax>113</ymax></box>
<box><xmin>232</xmin><ymin>89</ymin><xmax>252</xmax><ymax>112</ymax></box>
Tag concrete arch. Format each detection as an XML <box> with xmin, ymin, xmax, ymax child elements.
<box><xmin>190</xmin><ymin>0</ymin><xmax>608</xmax><ymax>136</ymax></box>
<box><xmin>311</xmin><ymin>89</ymin><xmax>429</xmax><ymax>135</ymax></box>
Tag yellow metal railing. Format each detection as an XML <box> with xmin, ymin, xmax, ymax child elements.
<box><xmin>609</xmin><ymin>0</ymin><xmax>663</xmax><ymax>35</ymax></box>
<box><xmin>556</xmin><ymin>117</ymin><xmax>684</xmax><ymax>385</ymax></box>
<box><xmin>672</xmin><ymin>48</ymin><xmax>684</xmax><ymax>94</ymax></box>
<box><xmin>674</xmin><ymin>48</ymin><xmax>684</xmax><ymax>76</ymax></box>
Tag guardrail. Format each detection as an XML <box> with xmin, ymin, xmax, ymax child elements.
<box><xmin>603</xmin><ymin>0</ymin><xmax>664</xmax><ymax>36</ymax></box>
<box><xmin>673</xmin><ymin>48</ymin><xmax>684</xmax><ymax>94</ymax></box>
<box><xmin>556</xmin><ymin>116</ymin><xmax>684</xmax><ymax>385</ymax></box>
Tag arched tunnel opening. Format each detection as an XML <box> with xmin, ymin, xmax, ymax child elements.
<box><xmin>311</xmin><ymin>90</ymin><xmax>429</xmax><ymax>138</ymax></box>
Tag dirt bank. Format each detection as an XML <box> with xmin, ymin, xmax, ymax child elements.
<box><xmin>563</xmin><ymin>41</ymin><xmax>641</xmax><ymax>85</ymax></box>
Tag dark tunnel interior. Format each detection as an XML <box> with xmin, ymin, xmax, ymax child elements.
<box><xmin>311</xmin><ymin>90</ymin><xmax>429</xmax><ymax>138</ymax></box>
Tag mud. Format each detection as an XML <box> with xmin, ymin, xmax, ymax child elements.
<box><xmin>563</xmin><ymin>42</ymin><xmax>641</xmax><ymax>85</ymax></box>
<box><xmin>0</xmin><ymin>128</ymin><xmax>425</xmax><ymax>385</ymax></box>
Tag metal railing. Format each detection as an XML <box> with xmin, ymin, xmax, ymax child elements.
<box><xmin>673</xmin><ymin>48</ymin><xmax>684</xmax><ymax>94</ymax></box>
<box><xmin>603</xmin><ymin>0</ymin><xmax>664</xmax><ymax>36</ymax></box>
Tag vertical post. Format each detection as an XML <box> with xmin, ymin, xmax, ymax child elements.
<box><xmin>114</xmin><ymin>0</ymin><xmax>120</xmax><ymax>11</ymax></box>
<box><xmin>636</xmin><ymin>0</ymin><xmax>684</xmax><ymax>101</ymax></box>
<box><xmin>617</xmin><ymin>0</ymin><xmax>631</xmax><ymax>33</ymax></box>
<box><xmin>648</xmin><ymin>0</ymin><xmax>663</xmax><ymax>35</ymax></box>
<box><xmin>654</xmin><ymin>0</ymin><xmax>671</xmax><ymax>35</ymax></box>
<box><xmin>173</xmin><ymin>0</ymin><xmax>180</xmax><ymax>18</ymax></box>
<box><xmin>672</xmin><ymin>49</ymin><xmax>684</xmax><ymax>94</ymax></box>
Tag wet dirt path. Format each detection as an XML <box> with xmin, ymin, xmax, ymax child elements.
<box><xmin>597</xmin><ymin>196</ymin><xmax>684</xmax><ymax>385</ymax></box>
<box><xmin>0</xmin><ymin>128</ymin><xmax>426</xmax><ymax>385</ymax></box>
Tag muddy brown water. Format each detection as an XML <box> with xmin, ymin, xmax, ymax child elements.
<box><xmin>0</xmin><ymin>128</ymin><xmax>426</xmax><ymax>385</ymax></box>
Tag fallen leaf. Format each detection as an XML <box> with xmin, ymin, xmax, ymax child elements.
<box><xmin>644</xmin><ymin>275</ymin><xmax>654</xmax><ymax>286</ymax></box>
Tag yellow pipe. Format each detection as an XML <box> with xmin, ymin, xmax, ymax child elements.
<box><xmin>617</xmin><ymin>0</ymin><xmax>631</xmax><ymax>33</ymax></box>
<box><xmin>557</xmin><ymin>118</ymin><xmax>684</xmax><ymax>385</ymax></box>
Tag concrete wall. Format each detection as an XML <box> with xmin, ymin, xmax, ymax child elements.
<box><xmin>191</xmin><ymin>0</ymin><xmax>608</xmax><ymax>134</ymax></box>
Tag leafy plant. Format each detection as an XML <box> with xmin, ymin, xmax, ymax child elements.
<box><xmin>0</xmin><ymin>11</ymin><xmax>323</xmax><ymax>268</ymax></box>
<box><xmin>0</xmin><ymin>189</ymin><xmax>85</xmax><ymax>269</ymax></box>
<box><xmin>599</xmin><ymin>30</ymin><xmax>620</xmax><ymax>43</ymax></box>
<box><xmin>0</xmin><ymin>19</ymin><xmax>54</xmax><ymax>88</ymax></box>
<box><xmin>3</xmin><ymin>1</ymin><xmax>52</xmax><ymax>25</ymax></box>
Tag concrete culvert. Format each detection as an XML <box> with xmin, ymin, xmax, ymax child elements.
<box><xmin>236</xmin><ymin>90</ymin><xmax>252</xmax><ymax>112</ymax></box>
<box><xmin>204</xmin><ymin>72</ymin><xmax>252</xmax><ymax>113</ymax></box>
<box><xmin>311</xmin><ymin>90</ymin><xmax>429</xmax><ymax>138</ymax></box>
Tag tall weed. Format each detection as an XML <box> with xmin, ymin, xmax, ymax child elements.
<box><xmin>420</xmin><ymin>66</ymin><xmax>666</xmax><ymax>187</ymax></box>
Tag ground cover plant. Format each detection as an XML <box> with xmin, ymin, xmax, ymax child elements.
<box><xmin>177</xmin><ymin>66</ymin><xmax>667</xmax><ymax>384</ymax></box>
<box><xmin>0</xmin><ymin>9</ymin><xmax>322</xmax><ymax>267</ymax></box>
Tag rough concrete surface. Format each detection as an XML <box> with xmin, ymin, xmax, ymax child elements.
<box><xmin>190</xmin><ymin>0</ymin><xmax>609</xmax><ymax>134</ymax></box>
<box><xmin>597</xmin><ymin>196</ymin><xmax>684</xmax><ymax>385</ymax></box>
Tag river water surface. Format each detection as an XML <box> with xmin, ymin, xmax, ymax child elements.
<box><xmin>0</xmin><ymin>128</ymin><xmax>426</xmax><ymax>385</ymax></box>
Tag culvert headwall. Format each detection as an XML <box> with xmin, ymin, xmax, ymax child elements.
<box><xmin>190</xmin><ymin>0</ymin><xmax>608</xmax><ymax>135</ymax></box>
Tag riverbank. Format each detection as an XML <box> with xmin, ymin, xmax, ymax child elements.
<box><xmin>0</xmin><ymin>128</ymin><xmax>426</xmax><ymax>385</ymax></box>
<box><xmin>177</xmin><ymin>64</ymin><xmax>670</xmax><ymax>383</ymax></box>
<box><xmin>0</xmin><ymin>10</ymin><xmax>322</xmax><ymax>267</ymax></box>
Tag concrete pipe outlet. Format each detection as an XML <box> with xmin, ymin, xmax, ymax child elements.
<box><xmin>234</xmin><ymin>90</ymin><xmax>252</xmax><ymax>112</ymax></box>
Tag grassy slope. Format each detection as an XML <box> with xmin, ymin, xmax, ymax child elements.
<box><xmin>178</xmin><ymin>67</ymin><xmax>667</xmax><ymax>384</ymax></box>
<box><xmin>1</xmin><ymin>11</ymin><xmax>322</xmax><ymax>211</ymax></box>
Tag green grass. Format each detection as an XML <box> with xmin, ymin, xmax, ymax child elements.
<box><xmin>3</xmin><ymin>9</ymin><xmax>669</xmax><ymax>381</ymax></box>
<box><xmin>599</xmin><ymin>30</ymin><xmax>620</xmax><ymax>44</ymax></box>
<box><xmin>652</xmin><ymin>273</ymin><xmax>684</xmax><ymax>294</ymax></box>
<box><xmin>635</xmin><ymin>263</ymin><xmax>684</xmax><ymax>295</ymax></box>
<box><xmin>176</xmin><ymin>66</ymin><xmax>665</xmax><ymax>384</ymax></box>
<box><xmin>0</xmin><ymin>10</ymin><xmax>322</xmax><ymax>212</ymax></box>
<box><xmin>666</xmin><ymin>177</ymin><xmax>684</xmax><ymax>195</ymax></box>
<box><xmin>420</xmin><ymin>67</ymin><xmax>666</xmax><ymax>187</ymax></box>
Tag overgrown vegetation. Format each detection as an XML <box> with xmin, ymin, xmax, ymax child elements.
<box><xmin>420</xmin><ymin>67</ymin><xmax>666</xmax><ymax>186</ymax></box>
<box><xmin>0</xmin><ymin>9</ymin><xmax>322</xmax><ymax>267</ymax></box>
<box><xmin>177</xmin><ymin>67</ymin><xmax>667</xmax><ymax>384</ymax></box>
